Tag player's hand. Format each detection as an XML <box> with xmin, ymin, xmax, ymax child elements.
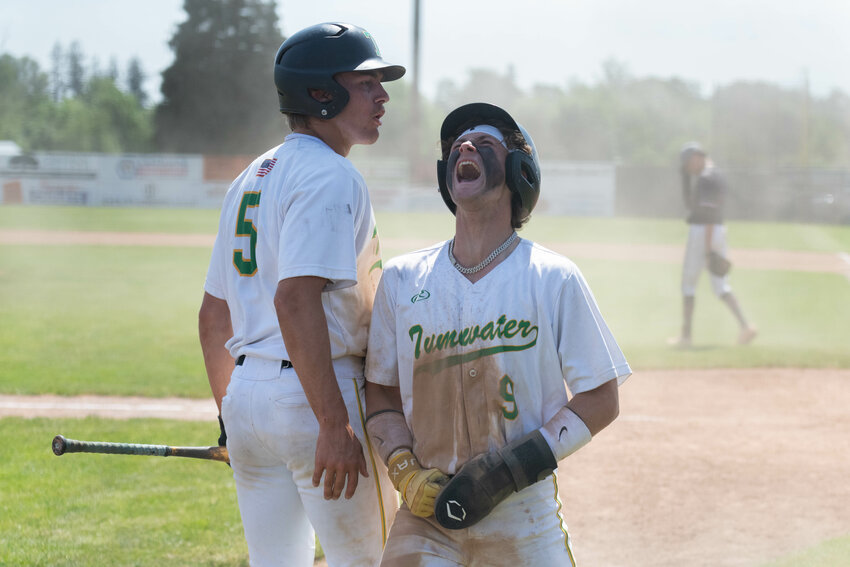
<box><xmin>388</xmin><ymin>450</ymin><xmax>449</xmax><ymax>517</ymax></box>
<box><xmin>313</xmin><ymin>422</ymin><xmax>368</xmax><ymax>500</ymax></box>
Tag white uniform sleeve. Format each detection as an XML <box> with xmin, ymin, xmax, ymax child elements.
<box><xmin>365</xmin><ymin>268</ymin><xmax>400</xmax><ymax>386</ymax></box>
<box><xmin>278</xmin><ymin>166</ymin><xmax>361</xmax><ymax>290</ymax></box>
<box><xmin>204</xmin><ymin>171</ymin><xmax>251</xmax><ymax>300</ymax></box>
<box><xmin>203</xmin><ymin>228</ymin><xmax>227</xmax><ymax>299</ymax></box>
<box><xmin>558</xmin><ymin>267</ymin><xmax>631</xmax><ymax>395</ymax></box>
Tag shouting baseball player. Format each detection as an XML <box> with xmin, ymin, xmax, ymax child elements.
<box><xmin>669</xmin><ymin>142</ymin><xmax>758</xmax><ymax>348</ymax></box>
<box><xmin>363</xmin><ymin>103</ymin><xmax>632</xmax><ymax>566</ymax></box>
<box><xmin>198</xmin><ymin>23</ymin><xmax>403</xmax><ymax>566</ymax></box>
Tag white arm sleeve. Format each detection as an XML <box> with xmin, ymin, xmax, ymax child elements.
<box><xmin>539</xmin><ymin>406</ymin><xmax>592</xmax><ymax>461</ymax></box>
<box><xmin>365</xmin><ymin>410</ymin><xmax>414</xmax><ymax>464</ymax></box>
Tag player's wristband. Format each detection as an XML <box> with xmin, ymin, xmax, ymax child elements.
<box><xmin>539</xmin><ymin>407</ymin><xmax>592</xmax><ymax>461</ymax></box>
<box><xmin>365</xmin><ymin>409</ymin><xmax>414</xmax><ymax>464</ymax></box>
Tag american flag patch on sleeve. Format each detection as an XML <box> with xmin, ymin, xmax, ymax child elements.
<box><xmin>256</xmin><ymin>158</ymin><xmax>277</xmax><ymax>177</ymax></box>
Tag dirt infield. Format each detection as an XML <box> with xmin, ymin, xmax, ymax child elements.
<box><xmin>566</xmin><ymin>367</ymin><xmax>850</xmax><ymax>567</ymax></box>
<box><xmin>5</xmin><ymin>368</ymin><xmax>848</xmax><ymax>567</ymax></box>
<box><xmin>0</xmin><ymin>394</ymin><xmax>217</xmax><ymax>420</ymax></box>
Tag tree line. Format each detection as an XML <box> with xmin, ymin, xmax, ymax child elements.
<box><xmin>2</xmin><ymin>0</ymin><xmax>848</xmax><ymax>170</ymax></box>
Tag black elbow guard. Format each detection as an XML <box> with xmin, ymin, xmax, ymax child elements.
<box><xmin>434</xmin><ymin>430</ymin><xmax>557</xmax><ymax>530</ymax></box>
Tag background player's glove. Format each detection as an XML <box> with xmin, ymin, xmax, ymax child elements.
<box><xmin>707</xmin><ymin>251</ymin><xmax>732</xmax><ymax>276</ymax></box>
<box><xmin>387</xmin><ymin>449</ymin><xmax>448</xmax><ymax>518</ymax></box>
<box><xmin>434</xmin><ymin>430</ymin><xmax>557</xmax><ymax>530</ymax></box>
<box><xmin>217</xmin><ymin>415</ymin><xmax>227</xmax><ymax>447</ymax></box>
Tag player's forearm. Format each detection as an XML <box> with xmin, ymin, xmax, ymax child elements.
<box><xmin>566</xmin><ymin>378</ymin><xmax>620</xmax><ymax>436</ymax></box>
<box><xmin>680</xmin><ymin>172</ymin><xmax>693</xmax><ymax>210</ymax></box>
<box><xmin>365</xmin><ymin>381</ymin><xmax>403</xmax><ymax>415</ymax></box>
<box><xmin>275</xmin><ymin>277</ymin><xmax>348</xmax><ymax>425</ymax></box>
<box><xmin>364</xmin><ymin>381</ymin><xmax>410</xmax><ymax>463</ymax></box>
<box><xmin>198</xmin><ymin>292</ymin><xmax>234</xmax><ymax>411</ymax></box>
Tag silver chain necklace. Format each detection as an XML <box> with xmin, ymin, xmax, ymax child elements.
<box><xmin>448</xmin><ymin>231</ymin><xmax>518</xmax><ymax>275</ymax></box>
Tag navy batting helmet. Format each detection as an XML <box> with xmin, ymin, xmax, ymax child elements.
<box><xmin>679</xmin><ymin>141</ymin><xmax>706</xmax><ymax>169</ymax></box>
<box><xmin>274</xmin><ymin>23</ymin><xmax>405</xmax><ymax>119</ymax></box>
<box><xmin>437</xmin><ymin>103</ymin><xmax>541</xmax><ymax>220</ymax></box>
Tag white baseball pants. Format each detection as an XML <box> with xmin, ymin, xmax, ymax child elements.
<box><xmin>379</xmin><ymin>475</ymin><xmax>577</xmax><ymax>566</ymax></box>
<box><xmin>681</xmin><ymin>223</ymin><xmax>733</xmax><ymax>297</ymax></box>
<box><xmin>221</xmin><ymin>356</ymin><xmax>397</xmax><ymax>567</ymax></box>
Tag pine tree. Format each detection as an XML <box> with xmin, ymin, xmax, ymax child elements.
<box><xmin>154</xmin><ymin>0</ymin><xmax>285</xmax><ymax>154</ymax></box>
<box><xmin>126</xmin><ymin>57</ymin><xmax>148</xmax><ymax>107</ymax></box>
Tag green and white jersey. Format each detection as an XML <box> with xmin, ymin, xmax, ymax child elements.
<box><xmin>205</xmin><ymin>133</ymin><xmax>382</xmax><ymax>363</ymax></box>
<box><xmin>365</xmin><ymin>238</ymin><xmax>630</xmax><ymax>474</ymax></box>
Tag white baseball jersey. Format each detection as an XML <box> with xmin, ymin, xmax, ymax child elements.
<box><xmin>366</xmin><ymin>238</ymin><xmax>631</xmax><ymax>474</ymax></box>
<box><xmin>204</xmin><ymin>133</ymin><xmax>382</xmax><ymax>362</ymax></box>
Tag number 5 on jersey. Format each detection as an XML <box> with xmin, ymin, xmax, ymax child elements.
<box><xmin>233</xmin><ymin>191</ymin><xmax>261</xmax><ymax>276</ymax></box>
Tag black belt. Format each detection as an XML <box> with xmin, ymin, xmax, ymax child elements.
<box><xmin>236</xmin><ymin>355</ymin><xmax>293</xmax><ymax>369</ymax></box>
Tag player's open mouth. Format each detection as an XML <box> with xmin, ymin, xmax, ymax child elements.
<box><xmin>456</xmin><ymin>160</ymin><xmax>481</xmax><ymax>182</ymax></box>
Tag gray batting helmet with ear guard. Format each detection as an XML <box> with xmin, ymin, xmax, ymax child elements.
<box><xmin>437</xmin><ymin>102</ymin><xmax>541</xmax><ymax>219</ymax></box>
<box><xmin>274</xmin><ymin>22</ymin><xmax>405</xmax><ymax>119</ymax></box>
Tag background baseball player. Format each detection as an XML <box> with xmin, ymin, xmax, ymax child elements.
<box><xmin>198</xmin><ymin>23</ymin><xmax>404</xmax><ymax>566</ymax></box>
<box><xmin>363</xmin><ymin>103</ymin><xmax>631</xmax><ymax>566</ymax></box>
<box><xmin>669</xmin><ymin>142</ymin><xmax>758</xmax><ymax>348</ymax></box>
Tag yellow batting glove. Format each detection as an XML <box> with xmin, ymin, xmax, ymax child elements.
<box><xmin>387</xmin><ymin>449</ymin><xmax>449</xmax><ymax>518</ymax></box>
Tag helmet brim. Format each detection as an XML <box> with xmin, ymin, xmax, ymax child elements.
<box><xmin>354</xmin><ymin>59</ymin><xmax>406</xmax><ymax>82</ymax></box>
<box><xmin>440</xmin><ymin>102</ymin><xmax>521</xmax><ymax>141</ymax></box>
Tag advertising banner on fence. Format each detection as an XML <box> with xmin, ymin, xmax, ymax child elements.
<box><xmin>0</xmin><ymin>152</ymin><xmax>230</xmax><ymax>208</ymax></box>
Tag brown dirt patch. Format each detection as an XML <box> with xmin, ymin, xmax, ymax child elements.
<box><xmin>0</xmin><ymin>394</ymin><xmax>217</xmax><ymax>421</ymax></box>
<box><xmin>562</xmin><ymin>367</ymin><xmax>850</xmax><ymax>567</ymax></box>
<box><xmin>0</xmin><ymin>229</ymin><xmax>215</xmax><ymax>248</ymax></box>
<box><xmin>4</xmin><ymin>368</ymin><xmax>848</xmax><ymax>566</ymax></box>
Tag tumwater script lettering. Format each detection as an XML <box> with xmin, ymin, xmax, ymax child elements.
<box><xmin>408</xmin><ymin>315</ymin><xmax>538</xmax><ymax>360</ymax></box>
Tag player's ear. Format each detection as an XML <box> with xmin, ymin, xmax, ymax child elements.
<box><xmin>308</xmin><ymin>88</ymin><xmax>333</xmax><ymax>103</ymax></box>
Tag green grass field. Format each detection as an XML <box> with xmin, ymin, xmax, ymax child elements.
<box><xmin>2</xmin><ymin>206</ymin><xmax>849</xmax><ymax>396</ymax></box>
<box><xmin>1</xmin><ymin>205</ymin><xmax>849</xmax><ymax>566</ymax></box>
<box><xmin>0</xmin><ymin>417</ymin><xmax>249</xmax><ymax>567</ymax></box>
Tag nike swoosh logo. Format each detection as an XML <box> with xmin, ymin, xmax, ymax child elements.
<box><xmin>558</xmin><ymin>426</ymin><xmax>568</xmax><ymax>441</ymax></box>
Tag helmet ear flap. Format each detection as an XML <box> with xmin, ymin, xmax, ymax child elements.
<box><xmin>505</xmin><ymin>150</ymin><xmax>540</xmax><ymax>215</ymax></box>
<box><xmin>436</xmin><ymin>159</ymin><xmax>457</xmax><ymax>215</ymax></box>
<box><xmin>311</xmin><ymin>82</ymin><xmax>349</xmax><ymax>119</ymax></box>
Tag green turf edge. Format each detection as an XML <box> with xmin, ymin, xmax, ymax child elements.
<box><xmin>758</xmin><ymin>535</ymin><xmax>850</xmax><ymax>567</ymax></box>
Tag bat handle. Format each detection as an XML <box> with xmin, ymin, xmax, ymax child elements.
<box><xmin>52</xmin><ymin>435</ymin><xmax>169</xmax><ymax>457</ymax></box>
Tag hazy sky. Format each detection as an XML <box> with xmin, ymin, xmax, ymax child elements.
<box><xmin>1</xmin><ymin>0</ymin><xmax>848</xmax><ymax>102</ymax></box>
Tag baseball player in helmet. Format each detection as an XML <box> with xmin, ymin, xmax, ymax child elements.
<box><xmin>669</xmin><ymin>142</ymin><xmax>757</xmax><ymax>348</ymax></box>
<box><xmin>363</xmin><ymin>103</ymin><xmax>631</xmax><ymax>565</ymax></box>
<box><xmin>198</xmin><ymin>23</ymin><xmax>404</xmax><ymax>566</ymax></box>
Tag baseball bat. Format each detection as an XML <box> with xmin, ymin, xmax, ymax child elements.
<box><xmin>52</xmin><ymin>435</ymin><xmax>230</xmax><ymax>464</ymax></box>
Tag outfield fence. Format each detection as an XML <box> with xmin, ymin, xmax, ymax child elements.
<box><xmin>2</xmin><ymin>152</ymin><xmax>848</xmax><ymax>224</ymax></box>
